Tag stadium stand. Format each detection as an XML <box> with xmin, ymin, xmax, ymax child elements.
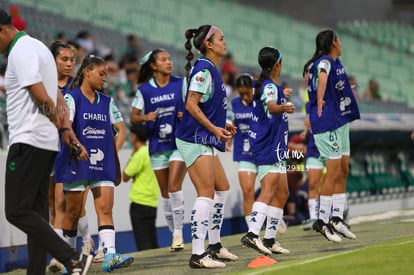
<box><xmin>8</xmin><ymin>0</ymin><xmax>414</xmax><ymax>107</ymax></box>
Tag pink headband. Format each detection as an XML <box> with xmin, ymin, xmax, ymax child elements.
<box><xmin>202</xmin><ymin>26</ymin><xmax>218</xmax><ymax>46</ymax></box>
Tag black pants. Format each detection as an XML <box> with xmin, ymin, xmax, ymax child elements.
<box><xmin>130</xmin><ymin>202</ymin><xmax>159</xmax><ymax>251</ymax></box>
<box><xmin>5</xmin><ymin>144</ymin><xmax>78</xmax><ymax>275</ymax></box>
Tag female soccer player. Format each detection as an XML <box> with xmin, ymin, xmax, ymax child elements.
<box><xmin>241</xmin><ymin>46</ymin><xmax>294</xmax><ymax>255</ymax></box>
<box><xmin>59</xmin><ymin>54</ymin><xmax>134</xmax><ymax>271</ymax></box>
<box><xmin>130</xmin><ymin>49</ymin><xmax>187</xmax><ymax>252</ymax></box>
<box><xmin>303</xmin><ymin>29</ymin><xmax>360</xmax><ymax>242</ymax></box>
<box><xmin>176</xmin><ymin>24</ymin><xmax>238</xmax><ymax>268</ymax></box>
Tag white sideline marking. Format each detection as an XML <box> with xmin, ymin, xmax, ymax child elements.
<box><xmin>247</xmin><ymin>238</ymin><xmax>414</xmax><ymax>274</ymax></box>
<box><xmin>349</xmin><ymin>209</ymin><xmax>414</xmax><ymax>225</ymax></box>
<box><xmin>392</xmin><ymin>240</ymin><xmax>414</xmax><ymax>246</ymax></box>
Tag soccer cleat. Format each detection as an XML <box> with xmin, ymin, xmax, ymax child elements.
<box><xmin>330</xmin><ymin>216</ymin><xmax>356</xmax><ymax>240</ymax></box>
<box><xmin>47</xmin><ymin>258</ymin><xmax>65</xmax><ymax>273</ymax></box>
<box><xmin>189</xmin><ymin>252</ymin><xmax>226</xmax><ymax>268</ymax></box>
<box><xmin>302</xmin><ymin>219</ymin><xmax>317</xmax><ymax>231</ymax></box>
<box><xmin>207</xmin><ymin>243</ymin><xmax>238</xmax><ymax>261</ymax></box>
<box><xmin>241</xmin><ymin>232</ymin><xmax>272</xmax><ymax>255</ymax></box>
<box><xmin>262</xmin><ymin>238</ymin><xmax>290</xmax><ymax>254</ymax></box>
<box><xmin>65</xmin><ymin>254</ymin><xmax>93</xmax><ymax>275</ymax></box>
<box><xmin>312</xmin><ymin>219</ymin><xmax>342</xmax><ymax>243</ymax></box>
<box><xmin>81</xmin><ymin>238</ymin><xmax>95</xmax><ymax>256</ymax></box>
<box><xmin>102</xmin><ymin>253</ymin><xmax>134</xmax><ymax>272</ymax></box>
<box><xmin>170</xmin><ymin>235</ymin><xmax>184</xmax><ymax>252</ymax></box>
<box><xmin>93</xmin><ymin>249</ymin><xmax>104</xmax><ymax>263</ymax></box>
<box><xmin>278</xmin><ymin>218</ymin><xmax>287</xmax><ymax>235</ymax></box>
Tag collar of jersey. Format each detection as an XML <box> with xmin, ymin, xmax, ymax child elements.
<box><xmin>8</xmin><ymin>31</ymin><xmax>27</xmax><ymax>54</ymax></box>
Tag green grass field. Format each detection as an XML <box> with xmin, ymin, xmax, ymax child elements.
<box><xmin>5</xmin><ymin>209</ymin><xmax>414</xmax><ymax>275</ymax></box>
<box><xmin>229</xmin><ymin>237</ymin><xmax>414</xmax><ymax>274</ymax></box>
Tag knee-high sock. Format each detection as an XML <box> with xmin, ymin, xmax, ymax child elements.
<box><xmin>319</xmin><ymin>195</ymin><xmax>333</xmax><ymax>223</ymax></box>
<box><xmin>264</xmin><ymin>206</ymin><xmax>283</xmax><ymax>239</ymax></box>
<box><xmin>208</xmin><ymin>190</ymin><xmax>228</xmax><ymax>245</ymax></box>
<box><xmin>169</xmin><ymin>190</ymin><xmax>184</xmax><ymax>236</ymax></box>
<box><xmin>332</xmin><ymin>193</ymin><xmax>346</xmax><ymax>219</ymax></box>
<box><xmin>308</xmin><ymin>198</ymin><xmax>320</xmax><ymax>220</ymax></box>
<box><xmin>249</xmin><ymin>202</ymin><xmax>268</xmax><ymax>236</ymax></box>
<box><xmin>191</xmin><ymin>197</ymin><xmax>213</xmax><ymax>255</ymax></box>
<box><xmin>78</xmin><ymin>213</ymin><xmax>91</xmax><ymax>242</ymax></box>
<box><xmin>99</xmin><ymin>227</ymin><xmax>116</xmax><ymax>254</ymax></box>
<box><xmin>161</xmin><ymin>197</ymin><xmax>174</xmax><ymax>232</ymax></box>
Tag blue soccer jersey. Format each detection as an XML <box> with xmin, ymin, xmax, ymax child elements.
<box><xmin>132</xmin><ymin>76</ymin><xmax>186</xmax><ymax>155</ymax></box>
<box><xmin>249</xmin><ymin>79</ymin><xmax>289</xmax><ymax>165</ymax></box>
<box><xmin>231</xmin><ymin>97</ymin><xmax>254</xmax><ymax>162</ymax></box>
<box><xmin>56</xmin><ymin>88</ymin><xmax>118</xmax><ymax>183</ymax></box>
<box><xmin>176</xmin><ymin>57</ymin><xmax>227</xmax><ymax>152</ymax></box>
<box><xmin>307</xmin><ymin>55</ymin><xmax>360</xmax><ymax>134</ymax></box>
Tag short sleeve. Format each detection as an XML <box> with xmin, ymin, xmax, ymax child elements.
<box><xmin>64</xmin><ymin>93</ymin><xmax>76</xmax><ymax>121</ymax></box>
<box><xmin>262</xmin><ymin>83</ymin><xmax>278</xmax><ymax>103</ymax></box>
<box><xmin>109</xmin><ymin>98</ymin><xmax>123</xmax><ymax>124</ymax></box>
<box><xmin>188</xmin><ymin>69</ymin><xmax>212</xmax><ymax>95</ymax></box>
<box><xmin>317</xmin><ymin>59</ymin><xmax>331</xmax><ymax>75</ymax></box>
<box><xmin>131</xmin><ymin>89</ymin><xmax>144</xmax><ymax>110</ymax></box>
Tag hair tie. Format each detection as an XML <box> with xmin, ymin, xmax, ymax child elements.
<box><xmin>202</xmin><ymin>26</ymin><xmax>218</xmax><ymax>46</ymax></box>
<box><xmin>140</xmin><ymin>51</ymin><xmax>152</xmax><ymax>65</ymax></box>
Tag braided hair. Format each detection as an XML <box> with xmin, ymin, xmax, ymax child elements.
<box><xmin>303</xmin><ymin>29</ymin><xmax>337</xmax><ymax>77</ymax></box>
<box><xmin>184</xmin><ymin>25</ymin><xmax>213</xmax><ymax>78</ymax></box>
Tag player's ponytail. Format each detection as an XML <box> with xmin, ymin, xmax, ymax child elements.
<box><xmin>138</xmin><ymin>49</ymin><xmax>166</xmax><ymax>84</ymax></box>
<box><xmin>303</xmin><ymin>29</ymin><xmax>337</xmax><ymax>76</ymax></box>
<box><xmin>184</xmin><ymin>25</ymin><xmax>214</xmax><ymax>79</ymax></box>
<box><xmin>255</xmin><ymin>47</ymin><xmax>282</xmax><ymax>99</ymax></box>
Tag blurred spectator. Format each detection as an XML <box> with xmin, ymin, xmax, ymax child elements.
<box><xmin>348</xmin><ymin>75</ymin><xmax>361</xmax><ymax>101</ymax></box>
<box><xmin>9</xmin><ymin>5</ymin><xmax>26</xmax><ymax>31</ymax></box>
<box><xmin>221</xmin><ymin>53</ymin><xmax>237</xmax><ymax>74</ymax></box>
<box><xmin>67</xmin><ymin>40</ymin><xmax>85</xmax><ymax>72</ymax></box>
<box><xmin>122</xmin><ymin>68</ymin><xmax>139</xmax><ymax>98</ymax></box>
<box><xmin>221</xmin><ymin>70</ymin><xmax>234</xmax><ymax>98</ymax></box>
<box><xmin>120</xmin><ymin>34</ymin><xmax>143</xmax><ymax>65</ymax></box>
<box><xmin>221</xmin><ymin>52</ymin><xmax>237</xmax><ymax>86</ymax></box>
<box><xmin>75</xmin><ymin>30</ymin><xmax>98</xmax><ymax>55</ymax></box>
<box><xmin>363</xmin><ymin>78</ymin><xmax>382</xmax><ymax>101</ymax></box>
<box><xmin>104</xmin><ymin>54</ymin><xmax>122</xmax><ymax>98</ymax></box>
<box><xmin>55</xmin><ymin>31</ymin><xmax>67</xmax><ymax>42</ymax></box>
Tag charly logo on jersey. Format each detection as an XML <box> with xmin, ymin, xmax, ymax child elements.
<box><xmin>90</xmin><ymin>148</ymin><xmax>104</xmax><ymax>169</ymax></box>
<box><xmin>83</xmin><ymin>112</ymin><xmax>107</xmax><ymax>121</ymax></box>
<box><xmin>159</xmin><ymin>123</ymin><xmax>172</xmax><ymax>139</ymax></box>
<box><xmin>150</xmin><ymin>93</ymin><xmax>175</xmax><ymax>104</ymax></box>
<box><xmin>82</xmin><ymin>126</ymin><xmax>106</xmax><ymax>139</ymax></box>
<box><xmin>335</xmin><ymin>79</ymin><xmax>346</xmax><ymax>91</ymax></box>
<box><xmin>154</xmin><ymin>106</ymin><xmax>175</xmax><ymax>118</ymax></box>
